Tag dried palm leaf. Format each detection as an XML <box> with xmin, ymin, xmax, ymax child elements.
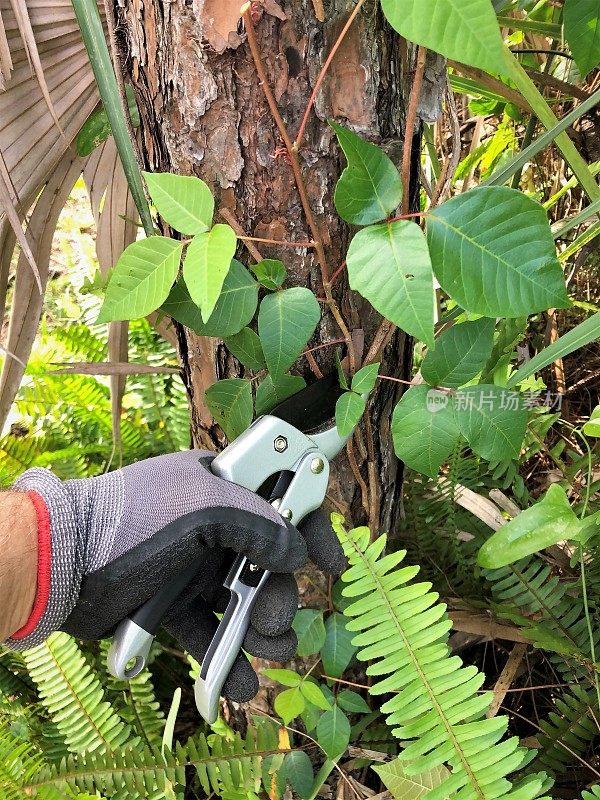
<box><xmin>0</xmin><ymin>7</ymin><xmax>12</xmax><ymax>90</ymax></box>
<box><xmin>49</xmin><ymin>362</ymin><xmax>180</xmax><ymax>375</ymax></box>
<box><xmin>0</xmin><ymin>150</ymin><xmax>84</xmax><ymax>428</ymax></box>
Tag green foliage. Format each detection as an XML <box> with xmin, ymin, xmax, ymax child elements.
<box><xmin>76</xmin><ymin>85</ymin><xmax>140</xmax><ymax>157</ymax></box>
<box><xmin>162</xmin><ymin>261</ymin><xmax>258</xmax><ymax>338</ymax></box>
<box><xmin>183</xmin><ymin>224</ymin><xmax>238</xmax><ymax>322</ymax></box>
<box><xmin>421</xmin><ymin>318</ymin><xmax>495</xmax><ymax>389</ymax></box>
<box><xmin>335</xmin><ymin>391</ymin><xmax>367</xmax><ymax>437</ymax></box>
<box><xmin>333</xmin><ymin>516</ymin><xmax>550</xmax><ymax>800</ymax></box>
<box><xmin>255</xmin><ymin>374</ymin><xmax>306</xmax><ymax>415</ymax></box>
<box><xmin>283</xmin><ymin>751</ymin><xmax>313</xmax><ymax>799</ymax></box>
<box><xmin>330</xmin><ymin>121</ymin><xmax>402</xmax><ymax>225</ymax></box>
<box><xmin>478</xmin><ymin>484</ymin><xmax>584</xmax><ymax>568</ymax></box>
<box><xmin>143</xmin><ymin>171</ymin><xmax>214</xmax><ymax>234</ymax></box>
<box><xmin>97</xmin><ymin>237</ymin><xmax>183</xmax><ymax>323</ymax></box>
<box><xmin>292</xmin><ymin>609</ymin><xmax>326</xmax><ymax>657</ymax></box>
<box><xmin>427</xmin><ymin>188</ymin><xmax>570</xmax><ymax>318</ymax></box>
<box><xmin>538</xmin><ymin>686</ymin><xmax>599</xmax><ymax>775</ymax></box>
<box><xmin>204</xmin><ymin>379</ymin><xmax>253</xmax><ymax>440</ymax></box>
<box><xmin>379</xmin><ymin>0</ymin><xmax>507</xmax><ymax>75</ymax></box>
<box><xmin>225</xmin><ymin>328</ymin><xmax>266</xmax><ymax>371</ymax></box>
<box><xmin>563</xmin><ymin>0</ymin><xmax>600</xmax><ymax>79</ymax></box>
<box><xmin>316</xmin><ymin>706</ymin><xmax>351</xmax><ymax>760</ymax></box>
<box><xmin>374</xmin><ymin>758</ymin><xmax>450</xmax><ymax>800</ymax></box>
<box><xmin>346</xmin><ymin>221</ymin><xmax>435</xmax><ymax>348</ymax></box>
<box><xmin>320</xmin><ymin>612</ymin><xmax>357</xmax><ymax>677</ymax></box>
<box><xmin>258</xmin><ymin>288</ymin><xmax>320</xmax><ymax>377</ymax></box>
<box><xmin>252</xmin><ymin>259</ymin><xmax>287</xmax><ymax>290</ymax></box>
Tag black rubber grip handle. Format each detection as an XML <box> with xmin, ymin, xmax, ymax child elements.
<box><xmin>129</xmin><ymin>557</ymin><xmax>203</xmax><ymax>634</ymax></box>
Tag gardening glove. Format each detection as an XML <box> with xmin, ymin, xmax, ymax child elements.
<box><xmin>6</xmin><ymin>451</ymin><xmax>345</xmax><ymax>702</ymax></box>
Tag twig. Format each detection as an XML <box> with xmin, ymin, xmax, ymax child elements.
<box><xmin>363</xmin><ymin>409</ymin><xmax>380</xmax><ymax>536</ymax></box>
<box><xmin>242</xmin><ymin>5</ymin><xmax>356</xmax><ymax>372</ymax></box>
<box><xmin>347</xmin><ymin>434</ymin><xmax>369</xmax><ymax>518</ymax></box>
<box><xmin>240</xmin><ymin>235</ymin><xmax>315</xmax><ymax>248</ymax></box>
<box><xmin>364</xmin><ymin>320</ymin><xmax>395</xmax><ymax>365</ymax></box>
<box><xmin>219</xmin><ymin>206</ymin><xmax>263</xmax><ymax>261</ymax></box>
<box><xmin>401</xmin><ymin>46</ymin><xmax>427</xmax><ymax>216</ymax></box>
<box><xmin>294</xmin><ymin>0</ymin><xmax>368</xmax><ymax>150</ymax></box>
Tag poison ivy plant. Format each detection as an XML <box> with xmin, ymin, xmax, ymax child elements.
<box><xmin>563</xmin><ymin>0</ymin><xmax>600</xmax><ymax>79</ymax></box>
<box><xmin>427</xmin><ymin>187</ymin><xmax>571</xmax><ymax>318</ymax></box>
<box><xmin>142</xmin><ymin>172</ymin><xmax>214</xmax><ymax>235</ymax></box>
<box><xmin>330</xmin><ymin>121</ymin><xmax>402</xmax><ymax>225</ymax></box>
<box><xmin>257</xmin><ymin>288</ymin><xmax>321</xmax><ymax>377</ymax></box>
<box><xmin>255</xmin><ymin>374</ymin><xmax>307</xmax><ymax>416</ymax></box>
<box><xmin>346</xmin><ymin>221</ymin><xmax>435</xmax><ymax>347</ymax></box>
<box><xmin>335</xmin><ymin>363</ymin><xmax>379</xmax><ymax>436</ymax></box>
<box><xmin>380</xmin><ymin>0</ymin><xmax>507</xmax><ymax>75</ymax></box>
<box><xmin>204</xmin><ymin>379</ymin><xmax>253</xmax><ymax>440</ymax></box>
<box><xmin>421</xmin><ymin>318</ymin><xmax>495</xmax><ymax>388</ymax></box>
<box><xmin>183</xmin><ymin>224</ymin><xmax>238</xmax><ymax>321</ymax></box>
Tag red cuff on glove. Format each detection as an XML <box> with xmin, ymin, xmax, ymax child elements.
<box><xmin>11</xmin><ymin>491</ymin><xmax>52</xmax><ymax>641</ymax></box>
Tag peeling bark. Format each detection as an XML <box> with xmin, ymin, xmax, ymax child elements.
<box><xmin>117</xmin><ymin>0</ymin><xmax>442</xmax><ymax>532</ymax></box>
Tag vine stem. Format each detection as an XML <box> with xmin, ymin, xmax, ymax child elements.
<box><xmin>294</xmin><ymin>0</ymin><xmax>368</xmax><ymax>151</ymax></box>
<box><xmin>401</xmin><ymin>46</ymin><xmax>427</xmax><ymax>216</ymax></box>
<box><xmin>241</xmin><ymin>4</ymin><xmax>355</xmax><ymax>372</ymax></box>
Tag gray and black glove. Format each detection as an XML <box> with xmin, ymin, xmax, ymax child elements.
<box><xmin>6</xmin><ymin>451</ymin><xmax>345</xmax><ymax>702</ymax></box>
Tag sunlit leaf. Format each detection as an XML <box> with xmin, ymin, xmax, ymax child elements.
<box><xmin>275</xmin><ymin>687</ymin><xmax>305</xmax><ymax>725</ymax></box>
<box><xmin>97</xmin><ymin>237</ymin><xmax>183</xmax><ymax>323</ymax></box>
<box><xmin>478</xmin><ymin>484</ymin><xmax>582</xmax><ymax>569</ymax></box>
<box><xmin>346</xmin><ymin>221</ymin><xmax>435</xmax><ymax>348</ymax></box>
<box><xmin>183</xmin><ymin>224</ymin><xmax>237</xmax><ymax>322</ymax></box>
<box><xmin>374</xmin><ymin>758</ymin><xmax>451</xmax><ymax>800</ymax></box>
<box><xmin>427</xmin><ymin>188</ymin><xmax>570</xmax><ymax>317</ymax></box>
<box><xmin>143</xmin><ymin>171</ymin><xmax>214</xmax><ymax>235</ymax></box>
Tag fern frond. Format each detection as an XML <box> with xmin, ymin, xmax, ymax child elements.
<box><xmin>334</xmin><ymin>518</ymin><xmax>551</xmax><ymax>800</ymax></box>
<box><xmin>484</xmin><ymin>558</ymin><xmax>600</xmax><ymax>678</ymax></box>
<box><xmin>23</xmin><ymin>632</ymin><xmax>134</xmax><ymax>754</ymax></box>
<box><xmin>23</xmin><ymin>728</ymin><xmax>288</xmax><ymax>798</ymax></box>
<box><xmin>537</xmin><ymin>686</ymin><xmax>599</xmax><ymax>774</ymax></box>
<box><xmin>99</xmin><ymin>641</ymin><xmax>165</xmax><ymax>749</ymax></box>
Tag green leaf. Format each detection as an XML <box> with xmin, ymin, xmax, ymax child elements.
<box><xmin>584</xmin><ymin>406</ymin><xmax>600</xmax><ymax>438</ymax></box>
<box><xmin>320</xmin><ymin>613</ymin><xmax>357</xmax><ymax>678</ymax></box>
<box><xmin>391</xmin><ymin>385</ymin><xmax>461</xmax><ymax>478</ymax></box>
<box><xmin>374</xmin><ymin>758</ymin><xmax>451</xmax><ymax>800</ymax></box>
<box><xmin>225</xmin><ymin>328</ymin><xmax>266</xmax><ymax>371</ymax></box>
<box><xmin>162</xmin><ymin>260</ymin><xmax>258</xmax><ymax>338</ymax></box>
<box><xmin>351</xmin><ymin>362</ymin><xmax>380</xmax><ymax>394</ymax></box>
<box><xmin>346</xmin><ymin>221</ymin><xmax>435</xmax><ymax>348</ymax></box>
<box><xmin>252</xmin><ymin>259</ymin><xmax>287</xmax><ymax>290</ymax></box>
<box><xmin>335</xmin><ymin>392</ymin><xmax>366</xmax><ymax>438</ymax></box>
<box><xmin>143</xmin><ymin>171</ymin><xmax>214</xmax><ymax>235</ymax></box>
<box><xmin>379</xmin><ymin>0</ymin><xmax>506</xmax><ymax>75</ymax></box>
<box><xmin>255</xmin><ymin>374</ymin><xmax>307</xmax><ymax>416</ymax></box>
<box><xmin>204</xmin><ymin>379</ymin><xmax>253</xmax><ymax>440</ymax></box>
<box><xmin>275</xmin><ymin>687</ymin><xmax>305</xmax><ymax>725</ymax></box>
<box><xmin>300</xmin><ymin>681</ymin><xmax>332</xmax><ymax>711</ymax></box>
<box><xmin>330</xmin><ymin>121</ymin><xmax>402</xmax><ymax>225</ymax></box>
<box><xmin>263</xmin><ymin>668</ymin><xmax>301</xmax><ymax>687</ymax></box>
<box><xmin>258</xmin><ymin>288</ymin><xmax>321</xmax><ymax>376</ymax></box>
<box><xmin>284</xmin><ymin>751</ymin><xmax>314</xmax><ymax>800</ymax></box>
<box><xmin>427</xmin><ymin>187</ymin><xmax>570</xmax><ymax>318</ymax></box>
<box><xmin>336</xmin><ymin>690</ymin><xmax>370</xmax><ymax>714</ymax></box>
<box><xmin>478</xmin><ymin>484</ymin><xmax>582</xmax><ymax>569</ymax></box>
<box><xmin>76</xmin><ymin>86</ymin><xmax>140</xmax><ymax>157</ymax></box>
<box><xmin>507</xmin><ymin>312</ymin><xmax>600</xmax><ymax>388</ymax></box>
<box><xmin>292</xmin><ymin>609</ymin><xmax>326</xmax><ymax>657</ymax></box>
<box><xmin>97</xmin><ymin>237</ymin><xmax>182</xmax><ymax>323</ymax></box>
<box><xmin>564</xmin><ymin>0</ymin><xmax>600</xmax><ymax>79</ymax></box>
<box><xmin>316</xmin><ymin>706</ymin><xmax>350</xmax><ymax>760</ymax></box>
<box><xmin>421</xmin><ymin>319</ymin><xmax>495</xmax><ymax>388</ymax></box>
<box><xmin>454</xmin><ymin>385</ymin><xmax>527</xmax><ymax>462</ymax></box>
<box><xmin>183</xmin><ymin>224</ymin><xmax>238</xmax><ymax>322</ymax></box>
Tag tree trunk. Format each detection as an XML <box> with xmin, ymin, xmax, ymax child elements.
<box><xmin>117</xmin><ymin>0</ymin><xmax>434</xmax><ymax>533</ymax></box>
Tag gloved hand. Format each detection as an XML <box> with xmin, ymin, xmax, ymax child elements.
<box><xmin>7</xmin><ymin>451</ymin><xmax>346</xmax><ymax>702</ymax></box>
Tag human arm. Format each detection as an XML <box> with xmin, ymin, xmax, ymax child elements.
<box><xmin>2</xmin><ymin>452</ymin><xmax>344</xmax><ymax>701</ymax></box>
<box><xmin>0</xmin><ymin>492</ymin><xmax>38</xmax><ymax>642</ymax></box>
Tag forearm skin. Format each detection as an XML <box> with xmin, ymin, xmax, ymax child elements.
<box><xmin>0</xmin><ymin>492</ymin><xmax>38</xmax><ymax>642</ymax></box>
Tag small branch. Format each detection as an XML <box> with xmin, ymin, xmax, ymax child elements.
<box><xmin>329</xmin><ymin>260</ymin><xmax>347</xmax><ymax>286</ymax></box>
<box><xmin>239</xmin><ymin>235</ymin><xmax>315</xmax><ymax>248</ymax></box>
<box><xmin>242</xmin><ymin>4</ymin><xmax>355</xmax><ymax>372</ymax></box>
<box><xmin>347</xmin><ymin>434</ymin><xmax>369</xmax><ymax>518</ymax></box>
<box><xmin>219</xmin><ymin>206</ymin><xmax>263</xmax><ymax>261</ymax></box>
<box><xmin>387</xmin><ymin>212</ymin><xmax>428</xmax><ymax>223</ymax></box>
<box><xmin>401</xmin><ymin>46</ymin><xmax>427</xmax><ymax>217</ymax></box>
<box><xmin>302</xmin><ymin>337</ymin><xmax>347</xmax><ymax>357</ymax></box>
<box><xmin>294</xmin><ymin>0</ymin><xmax>368</xmax><ymax>150</ymax></box>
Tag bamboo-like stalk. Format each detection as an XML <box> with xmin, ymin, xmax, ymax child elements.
<box><xmin>71</xmin><ymin>0</ymin><xmax>154</xmax><ymax>236</ymax></box>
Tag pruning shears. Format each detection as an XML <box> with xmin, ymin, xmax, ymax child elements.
<box><xmin>107</xmin><ymin>374</ymin><xmax>353</xmax><ymax>724</ymax></box>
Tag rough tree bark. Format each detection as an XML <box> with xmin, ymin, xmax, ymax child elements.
<box><xmin>116</xmin><ymin>0</ymin><xmax>442</xmax><ymax>533</ymax></box>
